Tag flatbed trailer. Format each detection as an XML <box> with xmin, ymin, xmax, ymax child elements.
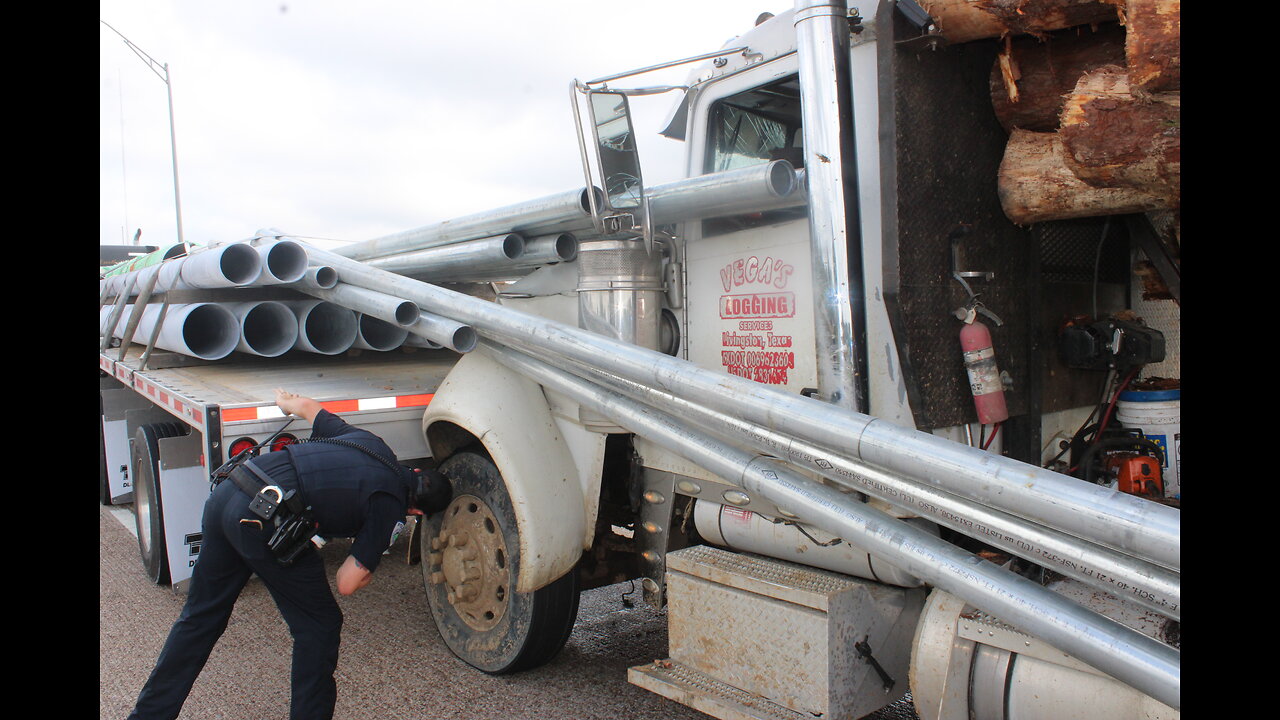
<box><xmin>99</xmin><ymin>344</ymin><xmax>455</xmax><ymax>589</ymax></box>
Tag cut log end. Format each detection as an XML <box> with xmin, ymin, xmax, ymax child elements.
<box><xmin>998</xmin><ymin>130</ymin><xmax>1169</xmax><ymax>224</ymax></box>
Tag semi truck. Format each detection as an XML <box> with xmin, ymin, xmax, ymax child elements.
<box><xmin>99</xmin><ymin>2</ymin><xmax>1180</xmax><ymax>719</ymax></box>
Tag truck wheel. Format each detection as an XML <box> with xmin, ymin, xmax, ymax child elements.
<box><xmin>421</xmin><ymin>450</ymin><xmax>580</xmax><ymax>674</ymax></box>
<box><xmin>132</xmin><ymin>422</ymin><xmax>185</xmax><ymax>585</ymax></box>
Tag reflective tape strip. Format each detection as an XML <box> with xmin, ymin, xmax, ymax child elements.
<box><xmin>223</xmin><ymin>394</ymin><xmax>434</xmax><ymax>424</ymax></box>
<box><xmin>131</xmin><ymin>375</ymin><xmax>203</xmax><ymax>427</ymax></box>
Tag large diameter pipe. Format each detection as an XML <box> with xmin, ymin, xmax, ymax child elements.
<box><xmin>366</xmin><ymin>233</ymin><xmax>525</xmax><ymax>278</ymax></box>
<box><xmin>167</xmin><ymin>242</ymin><xmax>263</xmax><ymax>289</ymax></box>
<box><xmin>335</xmin><ymin>189</ymin><xmax>598</xmax><ymax>261</ymax></box>
<box><xmin>541</xmin><ymin>347</ymin><xmax>1179</xmax><ymax>619</ymax></box>
<box><xmin>252</xmin><ymin>239</ymin><xmax>309</xmax><ymax>285</ymax></box>
<box><xmin>284</xmin><ymin>300</ymin><xmax>358</xmax><ymax>355</ymax></box>
<box><xmin>228</xmin><ymin>301</ymin><xmax>299</xmax><ymax>358</ymax></box>
<box><xmin>485</xmin><ymin>341</ymin><xmax>1179</xmax><ymax>709</ymax></box>
<box><xmin>103</xmin><ymin>242</ymin><xmax>263</xmax><ymax>295</ymax></box>
<box><xmin>296</xmin><ymin>242</ymin><xmax>1180</xmax><ymax>571</ymax></box>
<box><xmin>353</xmin><ymin>314</ymin><xmax>409</xmax><ymax>351</ymax></box>
<box><xmin>100</xmin><ymin>303</ymin><xmax>240</xmax><ymax>361</ymax></box>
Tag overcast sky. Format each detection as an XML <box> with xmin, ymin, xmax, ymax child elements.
<box><xmin>100</xmin><ymin>1</ymin><xmax>777</xmax><ymax>251</ymax></box>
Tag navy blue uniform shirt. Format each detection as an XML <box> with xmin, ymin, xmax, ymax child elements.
<box><xmin>251</xmin><ymin>409</ymin><xmax>409</xmax><ymax>571</ymax></box>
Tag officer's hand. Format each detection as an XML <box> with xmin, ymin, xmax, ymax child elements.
<box><xmin>275</xmin><ymin>388</ymin><xmax>323</xmax><ymax>421</ymax></box>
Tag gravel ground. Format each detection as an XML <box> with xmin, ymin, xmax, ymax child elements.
<box><xmin>101</xmin><ymin>503</ymin><xmax>919</xmax><ymax>719</ymax></box>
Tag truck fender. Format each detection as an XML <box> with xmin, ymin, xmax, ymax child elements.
<box><xmin>422</xmin><ymin>348</ymin><xmax>586</xmax><ymax>593</ymax></box>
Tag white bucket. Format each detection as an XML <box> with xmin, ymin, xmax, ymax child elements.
<box><xmin>1116</xmin><ymin>389</ymin><xmax>1180</xmax><ymax>499</ymax></box>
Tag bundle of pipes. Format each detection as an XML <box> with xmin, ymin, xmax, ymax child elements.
<box><xmin>364</xmin><ymin>232</ymin><xmax>579</xmax><ymax>282</ymax></box>
<box><xmin>482</xmin><ymin>341</ymin><xmax>1180</xmax><ymax>710</ymax></box>
<box><xmin>332</xmin><ymin>160</ymin><xmax>805</xmax><ymax>266</ymax></box>
<box><xmin>98</xmin><ymin>236</ymin><xmax>478</xmax><ymax>359</ymax></box>
<box><xmin>293</xmin><ymin>241</ymin><xmax>1179</xmax><ymax>707</ymax></box>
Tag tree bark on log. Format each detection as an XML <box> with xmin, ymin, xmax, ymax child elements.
<box><xmin>1058</xmin><ymin>65</ymin><xmax>1180</xmax><ymax>205</ymax></box>
<box><xmin>921</xmin><ymin>0</ymin><xmax>1120</xmax><ymax>44</ymax></box>
<box><xmin>998</xmin><ymin>129</ymin><xmax>1167</xmax><ymax>224</ymax></box>
<box><xmin>1114</xmin><ymin>0</ymin><xmax>1180</xmax><ymax>94</ymax></box>
<box><xmin>989</xmin><ymin>23</ymin><xmax>1126</xmax><ymax>132</ymax></box>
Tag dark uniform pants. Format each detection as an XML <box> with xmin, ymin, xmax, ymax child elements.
<box><xmin>129</xmin><ymin>479</ymin><xmax>343</xmax><ymax>720</ymax></box>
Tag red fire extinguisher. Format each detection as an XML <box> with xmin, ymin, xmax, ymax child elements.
<box><xmin>960</xmin><ymin>319</ymin><xmax>1009</xmax><ymax>425</ymax></box>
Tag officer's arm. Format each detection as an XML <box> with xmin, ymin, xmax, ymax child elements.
<box><xmin>336</xmin><ymin>556</ymin><xmax>374</xmax><ymax>595</ymax></box>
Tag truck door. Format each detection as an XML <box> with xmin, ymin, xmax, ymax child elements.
<box><xmin>678</xmin><ymin>59</ymin><xmax>819</xmax><ymax>397</ymax></box>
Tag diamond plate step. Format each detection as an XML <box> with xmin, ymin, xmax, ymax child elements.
<box><xmin>629</xmin><ymin>660</ymin><xmax>809</xmax><ymax>720</ymax></box>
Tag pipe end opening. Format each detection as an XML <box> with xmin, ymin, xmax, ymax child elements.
<box><xmin>767</xmin><ymin>159</ymin><xmax>797</xmax><ymax>198</ymax></box>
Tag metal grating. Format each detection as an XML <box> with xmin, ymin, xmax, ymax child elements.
<box><xmin>884</xmin><ymin>10</ymin><xmax>1034</xmax><ymax>430</ymax></box>
<box><xmin>1036</xmin><ymin>218</ymin><xmax>1131</xmax><ymax>284</ymax></box>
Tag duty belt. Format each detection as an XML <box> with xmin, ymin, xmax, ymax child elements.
<box><xmin>226</xmin><ymin>461</ymin><xmax>278</xmax><ymax>498</ymax></box>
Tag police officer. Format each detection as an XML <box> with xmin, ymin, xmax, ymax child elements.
<box><xmin>128</xmin><ymin>388</ymin><xmax>451</xmax><ymax>720</ymax></box>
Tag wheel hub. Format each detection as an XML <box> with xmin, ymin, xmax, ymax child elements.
<box><xmin>428</xmin><ymin>494</ymin><xmax>510</xmax><ymax>631</ymax></box>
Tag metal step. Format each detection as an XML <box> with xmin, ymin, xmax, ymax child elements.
<box><xmin>628</xmin><ymin>660</ymin><xmax>809</xmax><ymax>720</ymax></box>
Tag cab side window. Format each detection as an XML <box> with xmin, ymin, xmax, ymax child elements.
<box><xmin>703</xmin><ymin>74</ymin><xmax>807</xmax><ymax>236</ymax></box>
<box><xmin>706</xmin><ymin>75</ymin><xmax>804</xmax><ymax>174</ymax></box>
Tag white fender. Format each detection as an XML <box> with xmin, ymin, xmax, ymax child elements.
<box><xmin>423</xmin><ymin>348</ymin><xmax>586</xmax><ymax>593</ymax></box>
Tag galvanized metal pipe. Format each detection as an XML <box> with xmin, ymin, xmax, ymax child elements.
<box><xmin>643</xmin><ymin>159</ymin><xmax>800</xmax><ymax>224</ymax></box>
<box><xmin>353</xmin><ymin>314</ymin><xmax>409</xmax><ymax>351</ymax></box>
<box><xmin>531</xmin><ymin>346</ymin><xmax>1179</xmax><ymax>618</ymax></box>
<box><xmin>408</xmin><ymin>311</ymin><xmax>476</xmax><ymax>354</ymax></box>
<box><xmin>295</xmin><ymin>265</ymin><xmax>338</xmax><ymax>290</ymax></box>
<box><xmin>161</xmin><ymin>242</ymin><xmax>263</xmax><ymax>289</ymax></box>
<box><xmin>251</xmin><ymin>239</ymin><xmax>309</xmax><ymax>285</ymax></box>
<box><xmin>296</xmin><ymin>241</ymin><xmax>1180</xmax><ymax>571</ymax></box>
<box><xmin>283</xmin><ymin>300</ymin><xmax>357</xmax><ymax>355</ymax></box>
<box><xmin>518</xmin><ymin>233</ymin><xmax>578</xmax><ymax>266</ymax></box>
<box><xmin>366</xmin><ymin>233</ymin><xmax>525</xmax><ymax>278</ymax></box>
<box><xmin>101</xmin><ymin>242</ymin><xmax>262</xmax><ymax>295</ymax></box>
<box><xmin>296</xmin><ymin>282</ymin><xmax>420</xmax><ymax>327</ymax></box>
<box><xmin>228</xmin><ymin>301</ymin><xmax>299</xmax><ymax>358</ymax></box>
<box><xmin>420</xmin><ymin>233</ymin><xmax>579</xmax><ymax>283</ymax></box>
<box><xmin>336</xmin><ymin>160</ymin><xmax>807</xmax><ymax>265</ymax></box>
<box><xmin>335</xmin><ymin>189</ymin><xmax>598</xmax><ymax>262</ymax></box>
<box><xmin>484</xmin><ymin>341</ymin><xmax>1180</xmax><ymax>709</ymax></box>
<box><xmin>100</xmin><ymin>303</ymin><xmax>240</xmax><ymax>361</ymax></box>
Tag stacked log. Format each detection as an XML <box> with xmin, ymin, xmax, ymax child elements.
<box><xmin>1058</xmin><ymin>65</ymin><xmax>1180</xmax><ymax>205</ymax></box>
<box><xmin>922</xmin><ymin>0</ymin><xmax>1180</xmax><ymax>224</ymax></box>
<box><xmin>920</xmin><ymin>0</ymin><xmax>1119</xmax><ymax>44</ymax></box>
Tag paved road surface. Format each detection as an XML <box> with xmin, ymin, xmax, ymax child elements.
<box><xmin>101</xmin><ymin>503</ymin><xmax>920</xmax><ymax>719</ymax></box>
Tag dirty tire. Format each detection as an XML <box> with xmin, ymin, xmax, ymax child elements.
<box><xmin>132</xmin><ymin>422</ymin><xmax>185</xmax><ymax>585</ymax></box>
<box><xmin>422</xmin><ymin>450</ymin><xmax>580</xmax><ymax>674</ymax></box>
